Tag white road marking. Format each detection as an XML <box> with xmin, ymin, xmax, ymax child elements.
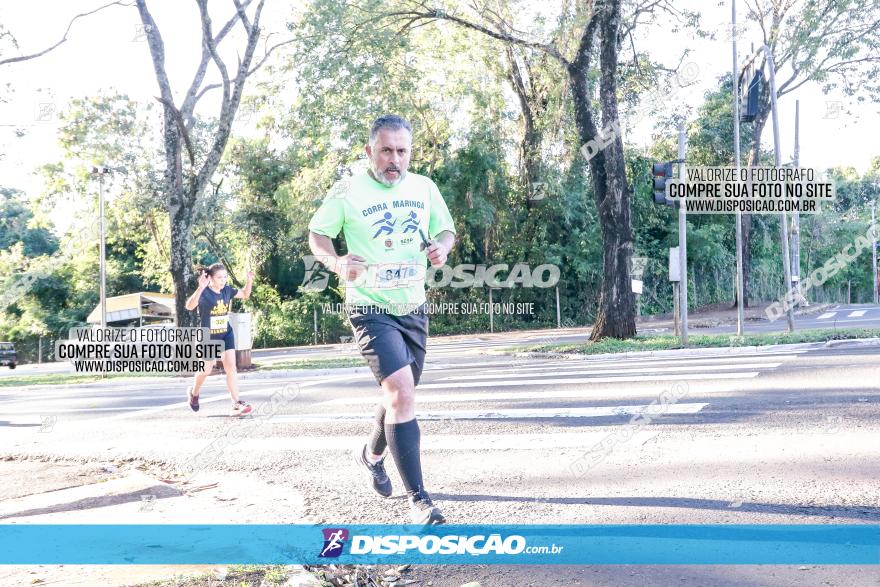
<box><xmin>0</xmin><ymin>405</ymin><xmax>206</xmax><ymax>414</ymax></box>
<box><xmin>321</xmin><ymin>383</ymin><xmax>742</xmax><ymax>406</ymax></box>
<box><xmin>417</xmin><ymin>372</ymin><xmax>758</xmax><ymax>389</ymax></box>
<box><xmin>267</xmin><ymin>402</ymin><xmax>708</xmax><ymax>422</ymax></box>
<box><xmin>441</xmin><ymin>362</ymin><xmax>781</xmax><ymax>381</ymax></box>
<box><xmin>479</xmin><ymin>356</ymin><xmax>798</xmax><ymax>374</ymax></box>
<box><xmin>74</xmin><ymin>371</ymin><xmax>375</xmax><ymax>423</ymax></box>
<box><xmin>847</xmin><ymin>310</ymin><xmax>867</xmax><ymax>318</ymax></box>
<box><xmin>816</xmin><ymin>312</ymin><xmax>837</xmax><ymax>320</ymax></box>
<box><xmin>0</xmin><ymin>370</ymin><xmax>373</xmax><ymax>406</ymax></box>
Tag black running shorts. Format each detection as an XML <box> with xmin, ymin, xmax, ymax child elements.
<box><xmin>211</xmin><ymin>328</ymin><xmax>236</xmax><ymax>352</ymax></box>
<box><xmin>348</xmin><ymin>305</ymin><xmax>428</xmax><ymax>386</ymax></box>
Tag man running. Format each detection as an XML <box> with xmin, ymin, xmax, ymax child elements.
<box><xmin>307</xmin><ymin>114</ymin><xmax>455</xmax><ymax>525</ymax></box>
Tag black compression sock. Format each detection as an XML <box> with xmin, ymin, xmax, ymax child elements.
<box><xmin>385</xmin><ymin>418</ymin><xmax>425</xmax><ymax>496</ymax></box>
<box><xmin>367</xmin><ymin>405</ymin><xmax>387</xmax><ymax>456</ymax></box>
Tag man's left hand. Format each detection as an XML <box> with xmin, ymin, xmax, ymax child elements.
<box><xmin>426</xmin><ymin>241</ymin><xmax>448</xmax><ymax>267</ymax></box>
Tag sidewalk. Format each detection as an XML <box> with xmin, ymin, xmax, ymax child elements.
<box><xmin>637</xmin><ymin>301</ymin><xmax>832</xmax><ymax>331</ymax></box>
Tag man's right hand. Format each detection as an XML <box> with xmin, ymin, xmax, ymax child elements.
<box><xmin>197</xmin><ymin>272</ymin><xmax>210</xmax><ymax>289</ymax></box>
<box><xmin>333</xmin><ymin>254</ymin><xmax>368</xmax><ymax>281</ymax></box>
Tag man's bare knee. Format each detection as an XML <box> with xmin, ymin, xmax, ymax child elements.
<box><xmin>381</xmin><ymin>364</ymin><xmax>416</xmax><ymax>416</ymax></box>
<box><xmin>382</xmin><ymin>364</ymin><xmax>414</xmax><ymax>391</ymax></box>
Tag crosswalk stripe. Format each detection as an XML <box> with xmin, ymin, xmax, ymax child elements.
<box><xmin>479</xmin><ymin>356</ymin><xmax>797</xmax><ymax>374</ymax></box>
<box><xmin>0</xmin><ymin>405</ymin><xmax>181</xmax><ymax>414</ymax></box>
<box><xmin>417</xmin><ymin>372</ymin><xmax>758</xmax><ymax>389</ymax></box>
<box><xmin>266</xmin><ymin>402</ymin><xmax>709</xmax><ymax>423</ymax></box>
<box><xmin>77</xmin><ymin>372</ymin><xmax>363</xmax><ymax>424</ymax></box>
<box><xmin>441</xmin><ymin>362</ymin><xmax>781</xmax><ymax>381</ymax></box>
<box><xmin>848</xmin><ymin>310</ymin><xmax>867</xmax><ymax>317</ymax></box>
<box><xmin>817</xmin><ymin>312</ymin><xmax>837</xmax><ymax>320</ymax></box>
<box><xmin>321</xmin><ymin>383</ymin><xmax>741</xmax><ymax>406</ymax></box>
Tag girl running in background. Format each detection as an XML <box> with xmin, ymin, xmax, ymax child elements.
<box><xmin>184</xmin><ymin>263</ymin><xmax>254</xmax><ymax>416</ymax></box>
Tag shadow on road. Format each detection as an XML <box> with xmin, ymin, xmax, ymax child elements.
<box><xmin>0</xmin><ymin>484</ymin><xmax>179</xmax><ymax>520</ymax></box>
<box><xmin>432</xmin><ymin>493</ymin><xmax>880</xmax><ymax>521</ymax></box>
<box><xmin>0</xmin><ymin>421</ymin><xmax>40</xmax><ymax>428</ymax></box>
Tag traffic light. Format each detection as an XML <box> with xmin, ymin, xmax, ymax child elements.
<box><xmin>652</xmin><ymin>161</ymin><xmax>674</xmax><ymax>205</ymax></box>
<box><xmin>740</xmin><ymin>67</ymin><xmax>763</xmax><ymax>123</ymax></box>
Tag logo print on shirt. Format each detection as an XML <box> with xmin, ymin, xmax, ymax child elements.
<box><xmin>371</xmin><ymin>212</ymin><xmax>396</xmax><ymax>239</ymax></box>
<box><xmin>402</xmin><ymin>211</ymin><xmax>420</xmax><ymax>234</ymax></box>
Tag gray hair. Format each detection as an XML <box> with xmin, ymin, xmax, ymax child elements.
<box><xmin>369</xmin><ymin>114</ymin><xmax>412</xmax><ymax>144</ymax></box>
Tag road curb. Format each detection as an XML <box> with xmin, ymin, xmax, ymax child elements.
<box><xmin>823</xmin><ymin>337</ymin><xmax>880</xmax><ymax>348</ymax></box>
<box><xmin>500</xmin><ymin>337</ymin><xmax>880</xmax><ymax>362</ymax></box>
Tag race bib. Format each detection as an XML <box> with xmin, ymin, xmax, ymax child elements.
<box><xmin>210</xmin><ymin>315</ymin><xmax>229</xmax><ymax>331</ymax></box>
<box><xmin>374</xmin><ymin>263</ymin><xmax>424</xmax><ymax>289</ymax></box>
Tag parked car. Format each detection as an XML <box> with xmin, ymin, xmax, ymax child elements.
<box><xmin>0</xmin><ymin>342</ymin><xmax>16</xmax><ymax>369</ymax></box>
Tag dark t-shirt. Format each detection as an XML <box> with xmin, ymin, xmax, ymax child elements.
<box><xmin>198</xmin><ymin>285</ymin><xmax>238</xmax><ymax>335</ymax></box>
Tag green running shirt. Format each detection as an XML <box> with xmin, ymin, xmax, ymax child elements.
<box><xmin>308</xmin><ymin>171</ymin><xmax>456</xmax><ymax>314</ymax></box>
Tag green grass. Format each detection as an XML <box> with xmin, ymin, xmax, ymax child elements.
<box><xmin>127</xmin><ymin>565</ymin><xmax>293</xmax><ymax>586</ymax></box>
<box><xmin>510</xmin><ymin>327</ymin><xmax>880</xmax><ymax>355</ymax></box>
<box><xmin>258</xmin><ymin>357</ymin><xmax>366</xmax><ymax>370</ymax></box>
<box><xmin>0</xmin><ymin>371</ymin><xmax>172</xmax><ymax>388</ymax></box>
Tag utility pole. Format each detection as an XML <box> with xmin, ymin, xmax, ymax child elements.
<box><xmin>555</xmin><ymin>286</ymin><xmax>561</xmax><ymax>328</ymax></box>
<box><xmin>761</xmin><ymin>45</ymin><xmax>796</xmax><ymax>332</ymax></box>
<box><xmin>792</xmin><ymin>99</ymin><xmax>803</xmax><ymax>305</ymax></box>
<box><xmin>678</xmin><ymin>124</ymin><xmax>689</xmax><ymax>346</ymax></box>
<box><xmin>731</xmin><ymin>0</ymin><xmax>745</xmax><ymax>335</ymax></box>
<box><xmin>872</xmin><ymin>200</ymin><xmax>878</xmax><ymax>305</ymax></box>
<box><xmin>91</xmin><ymin>167</ymin><xmax>110</xmax><ymax>329</ymax></box>
<box><xmin>489</xmin><ymin>288</ymin><xmax>495</xmax><ymax>333</ymax></box>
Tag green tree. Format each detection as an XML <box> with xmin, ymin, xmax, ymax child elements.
<box><xmin>738</xmin><ymin>0</ymin><xmax>880</xmax><ymax>305</ymax></box>
<box><xmin>338</xmin><ymin>0</ymin><xmax>699</xmax><ymax>339</ymax></box>
<box><xmin>0</xmin><ymin>188</ymin><xmax>58</xmax><ymax>256</ymax></box>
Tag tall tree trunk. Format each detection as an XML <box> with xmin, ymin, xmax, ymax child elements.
<box><xmin>156</xmin><ymin>91</ymin><xmax>196</xmax><ymax>326</ymax></box>
<box><xmin>170</xmin><ymin>194</ymin><xmax>197</xmax><ymax>327</ymax></box>
<box><xmin>136</xmin><ymin>0</ymin><xmax>266</xmax><ymax>326</ymax></box>
<box><xmin>505</xmin><ymin>45</ymin><xmax>542</xmax><ymax>210</ymax></box>
<box><xmin>589</xmin><ymin>0</ymin><xmax>635</xmax><ymax>340</ymax></box>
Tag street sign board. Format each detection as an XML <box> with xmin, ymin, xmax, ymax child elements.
<box><xmin>669</xmin><ymin>247</ymin><xmax>681</xmax><ymax>282</ymax></box>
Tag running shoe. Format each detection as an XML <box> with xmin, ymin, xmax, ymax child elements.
<box><xmin>187</xmin><ymin>386</ymin><xmax>199</xmax><ymax>412</ymax></box>
<box><xmin>231</xmin><ymin>400</ymin><xmax>252</xmax><ymax>416</ymax></box>
<box><xmin>353</xmin><ymin>445</ymin><xmax>392</xmax><ymax>498</ymax></box>
<box><xmin>409</xmin><ymin>490</ymin><xmax>445</xmax><ymax>525</ymax></box>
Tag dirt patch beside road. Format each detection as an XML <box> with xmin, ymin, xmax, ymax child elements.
<box><xmin>0</xmin><ymin>457</ymin><xmax>316</xmax><ymax>587</ymax></box>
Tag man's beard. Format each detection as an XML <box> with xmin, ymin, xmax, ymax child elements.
<box><xmin>371</xmin><ymin>164</ymin><xmax>406</xmax><ymax>187</ymax></box>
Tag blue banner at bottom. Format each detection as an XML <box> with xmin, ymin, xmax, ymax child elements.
<box><xmin>1</xmin><ymin>525</ymin><xmax>878</xmax><ymax>565</ymax></box>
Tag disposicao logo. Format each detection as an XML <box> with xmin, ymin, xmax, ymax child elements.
<box><xmin>319</xmin><ymin>528</ymin><xmax>349</xmax><ymax>558</ymax></box>
<box><xmin>350</xmin><ymin>534</ymin><xmax>528</xmax><ymax>555</ymax></box>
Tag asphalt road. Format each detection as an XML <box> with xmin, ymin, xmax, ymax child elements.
<box><xmin>1</xmin><ymin>334</ymin><xmax>879</xmax><ymax>585</ymax></box>
<box><xmin>4</xmin><ymin>303</ymin><xmax>878</xmax><ymax>379</ymax></box>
